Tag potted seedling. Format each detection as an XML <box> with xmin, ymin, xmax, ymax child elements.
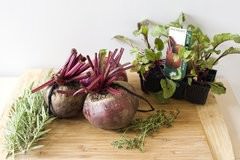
<box><xmin>114</xmin><ymin>14</ymin><xmax>191</xmax><ymax>101</ymax></box>
<box><xmin>146</xmin><ymin>13</ymin><xmax>240</xmax><ymax>104</ymax></box>
<box><xmin>147</xmin><ymin>13</ymin><xmax>194</xmax><ymax>100</ymax></box>
<box><xmin>184</xmin><ymin>24</ymin><xmax>240</xmax><ymax>104</ymax></box>
<box><xmin>32</xmin><ymin>48</ymin><xmax>91</xmax><ymax>118</ymax></box>
<box><xmin>114</xmin><ymin>23</ymin><xmax>175</xmax><ymax>101</ymax></box>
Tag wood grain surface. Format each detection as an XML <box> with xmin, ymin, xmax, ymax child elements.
<box><xmin>0</xmin><ymin>69</ymin><xmax>235</xmax><ymax>160</ymax></box>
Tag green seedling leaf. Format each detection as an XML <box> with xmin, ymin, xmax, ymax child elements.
<box><xmin>154</xmin><ymin>38</ymin><xmax>164</xmax><ymax>51</ymax></box>
<box><xmin>151</xmin><ymin>25</ymin><xmax>168</xmax><ymax>37</ymax></box>
<box><xmin>134</xmin><ymin>24</ymin><xmax>149</xmax><ymax>37</ymax></box>
<box><xmin>178</xmin><ymin>47</ymin><xmax>192</xmax><ymax>61</ymax></box>
<box><xmin>113</xmin><ymin>35</ymin><xmax>136</xmax><ymax>47</ymax></box>
<box><xmin>155</xmin><ymin>51</ymin><xmax>162</xmax><ymax>59</ymax></box>
<box><xmin>188</xmin><ymin>78</ymin><xmax>192</xmax><ymax>86</ymax></box>
<box><xmin>223</xmin><ymin>47</ymin><xmax>240</xmax><ymax>55</ymax></box>
<box><xmin>130</xmin><ymin>48</ymin><xmax>140</xmax><ymax>55</ymax></box>
<box><xmin>140</xmin><ymin>25</ymin><xmax>149</xmax><ymax>36</ymax></box>
<box><xmin>190</xmin><ymin>69</ymin><xmax>197</xmax><ymax>77</ymax></box>
<box><xmin>160</xmin><ymin>78</ymin><xmax>176</xmax><ymax>99</ymax></box>
<box><xmin>133</xmin><ymin>30</ymin><xmax>141</xmax><ymax>36</ymax></box>
<box><xmin>212</xmin><ymin>33</ymin><xmax>240</xmax><ymax>49</ymax></box>
<box><xmin>168</xmin><ymin>12</ymin><xmax>186</xmax><ymax>28</ymax></box>
<box><xmin>210</xmin><ymin>82</ymin><xmax>226</xmax><ymax>94</ymax></box>
<box><xmin>145</xmin><ymin>49</ymin><xmax>156</xmax><ymax>61</ymax></box>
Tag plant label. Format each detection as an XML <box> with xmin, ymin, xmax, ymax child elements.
<box><xmin>169</xmin><ymin>27</ymin><xmax>187</xmax><ymax>46</ymax></box>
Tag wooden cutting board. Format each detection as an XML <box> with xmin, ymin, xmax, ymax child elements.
<box><xmin>0</xmin><ymin>69</ymin><xmax>235</xmax><ymax>160</ymax></box>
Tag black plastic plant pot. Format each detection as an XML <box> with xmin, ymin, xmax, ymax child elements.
<box><xmin>138</xmin><ymin>64</ymin><xmax>165</xmax><ymax>93</ymax></box>
<box><xmin>172</xmin><ymin>80</ymin><xmax>188</xmax><ymax>99</ymax></box>
<box><xmin>138</xmin><ymin>73</ymin><xmax>162</xmax><ymax>93</ymax></box>
<box><xmin>184</xmin><ymin>81</ymin><xmax>210</xmax><ymax>105</ymax></box>
<box><xmin>206</xmin><ymin>69</ymin><xmax>217</xmax><ymax>82</ymax></box>
<box><xmin>198</xmin><ymin>69</ymin><xmax>217</xmax><ymax>82</ymax></box>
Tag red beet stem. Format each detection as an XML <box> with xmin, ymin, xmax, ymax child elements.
<box><xmin>103</xmin><ymin>64</ymin><xmax>111</xmax><ymax>80</ymax></box>
<box><xmin>87</xmin><ymin>55</ymin><xmax>95</xmax><ymax>71</ymax></box>
<box><xmin>77</xmin><ymin>53</ymin><xmax>86</xmax><ymax>62</ymax></box>
<box><xmin>111</xmin><ymin>48</ymin><xmax>118</xmax><ymax>60</ymax></box>
<box><xmin>73</xmin><ymin>88</ymin><xmax>87</xmax><ymax>96</ymax></box>
<box><xmin>77</xmin><ymin>48</ymin><xmax>129</xmax><ymax>94</ymax></box>
<box><xmin>60</xmin><ymin>50</ymin><xmax>76</xmax><ymax>77</ymax></box>
<box><xmin>65</xmin><ymin>62</ymin><xmax>84</xmax><ymax>77</ymax></box>
<box><xmin>86</xmin><ymin>75</ymin><xmax>102</xmax><ymax>91</ymax></box>
<box><xmin>67</xmin><ymin>72</ymin><xmax>91</xmax><ymax>82</ymax></box>
<box><xmin>76</xmin><ymin>63</ymin><xmax>90</xmax><ymax>75</ymax></box>
<box><xmin>114</xmin><ymin>48</ymin><xmax>124</xmax><ymax>66</ymax></box>
<box><xmin>107</xmin><ymin>65</ymin><xmax>132</xmax><ymax>81</ymax></box>
<box><xmin>66</xmin><ymin>50</ymin><xmax>77</xmax><ymax>74</ymax></box>
<box><xmin>107</xmin><ymin>87</ymin><xmax>121</xmax><ymax>95</ymax></box>
<box><xmin>108</xmin><ymin>48</ymin><xmax>124</xmax><ymax>69</ymax></box>
<box><xmin>94</xmin><ymin>52</ymin><xmax>99</xmax><ymax>75</ymax></box>
<box><xmin>106</xmin><ymin>76</ymin><xmax>118</xmax><ymax>85</ymax></box>
<box><xmin>31</xmin><ymin>79</ymin><xmax>55</xmax><ymax>93</ymax></box>
<box><xmin>108</xmin><ymin>62</ymin><xmax>131</xmax><ymax>77</ymax></box>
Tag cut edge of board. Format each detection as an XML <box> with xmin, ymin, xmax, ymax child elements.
<box><xmin>197</xmin><ymin>93</ymin><xmax>235</xmax><ymax>160</ymax></box>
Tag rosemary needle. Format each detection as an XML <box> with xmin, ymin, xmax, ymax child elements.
<box><xmin>4</xmin><ymin>81</ymin><xmax>55</xmax><ymax>158</ymax></box>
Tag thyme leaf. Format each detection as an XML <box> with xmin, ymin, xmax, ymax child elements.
<box><xmin>112</xmin><ymin>109</ymin><xmax>179</xmax><ymax>151</ymax></box>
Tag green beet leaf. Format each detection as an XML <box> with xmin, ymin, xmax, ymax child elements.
<box><xmin>113</xmin><ymin>35</ymin><xmax>136</xmax><ymax>47</ymax></box>
<box><xmin>140</xmin><ymin>25</ymin><xmax>149</xmax><ymax>36</ymax></box>
<box><xmin>154</xmin><ymin>38</ymin><xmax>164</xmax><ymax>51</ymax></box>
<box><xmin>151</xmin><ymin>25</ymin><xmax>168</xmax><ymax>37</ymax></box>
<box><xmin>145</xmin><ymin>49</ymin><xmax>156</xmax><ymax>61</ymax></box>
<box><xmin>160</xmin><ymin>78</ymin><xmax>176</xmax><ymax>99</ymax></box>
<box><xmin>210</xmin><ymin>82</ymin><xmax>226</xmax><ymax>94</ymax></box>
<box><xmin>212</xmin><ymin>33</ymin><xmax>240</xmax><ymax>49</ymax></box>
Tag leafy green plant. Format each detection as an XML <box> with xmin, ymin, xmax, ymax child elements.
<box><xmin>184</xmin><ymin>17</ymin><xmax>240</xmax><ymax>94</ymax></box>
<box><xmin>4</xmin><ymin>83</ymin><xmax>55</xmax><ymax>158</ymax></box>
<box><xmin>115</xmin><ymin>22</ymin><xmax>165</xmax><ymax>75</ymax></box>
<box><xmin>114</xmin><ymin>14</ymin><xmax>190</xmax><ymax>100</ymax></box>
<box><xmin>148</xmin><ymin>12</ymin><xmax>240</xmax><ymax>95</ymax></box>
<box><xmin>188</xmin><ymin>25</ymin><xmax>240</xmax><ymax>71</ymax></box>
<box><xmin>150</xmin><ymin>12</ymin><xmax>186</xmax><ymax>38</ymax></box>
<box><xmin>112</xmin><ymin>109</ymin><xmax>179</xmax><ymax>151</ymax></box>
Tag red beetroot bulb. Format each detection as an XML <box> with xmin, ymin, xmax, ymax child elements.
<box><xmin>32</xmin><ymin>48</ymin><xmax>90</xmax><ymax>118</ymax></box>
<box><xmin>83</xmin><ymin>82</ymin><xmax>139</xmax><ymax>129</ymax></box>
<box><xmin>77</xmin><ymin>48</ymin><xmax>139</xmax><ymax>129</ymax></box>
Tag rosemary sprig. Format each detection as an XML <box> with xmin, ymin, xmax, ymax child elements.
<box><xmin>112</xmin><ymin>109</ymin><xmax>179</xmax><ymax>151</ymax></box>
<box><xmin>4</xmin><ymin>83</ymin><xmax>55</xmax><ymax>158</ymax></box>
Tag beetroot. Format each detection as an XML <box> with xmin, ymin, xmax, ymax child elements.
<box><xmin>44</xmin><ymin>83</ymin><xmax>86</xmax><ymax>118</ymax></box>
<box><xmin>32</xmin><ymin>48</ymin><xmax>91</xmax><ymax>118</ymax></box>
<box><xmin>75</xmin><ymin>48</ymin><xmax>140</xmax><ymax>129</ymax></box>
<box><xmin>83</xmin><ymin>82</ymin><xmax>138</xmax><ymax>129</ymax></box>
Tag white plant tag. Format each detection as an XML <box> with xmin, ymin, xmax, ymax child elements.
<box><xmin>168</xmin><ymin>27</ymin><xmax>187</xmax><ymax>46</ymax></box>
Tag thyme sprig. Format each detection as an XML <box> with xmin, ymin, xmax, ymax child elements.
<box><xmin>112</xmin><ymin>109</ymin><xmax>179</xmax><ymax>151</ymax></box>
<box><xmin>4</xmin><ymin>83</ymin><xmax>55</xmax><ymax>158</ymax></box>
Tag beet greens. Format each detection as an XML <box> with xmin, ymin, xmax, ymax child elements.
<box><xmin>73</xmin><ymin>48</ymin><xmax>131</xmax><ymax>95</ymax></box>
<box><xmin>32</xmin><ymin>48</ymin><xmax>91</xmax><ymax>94</ymax></box>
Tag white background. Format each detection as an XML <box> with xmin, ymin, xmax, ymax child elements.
<box><xmin>0</xmin><ymin>0</ymin><xmax>240</xmax><ymax>157</ymax></box>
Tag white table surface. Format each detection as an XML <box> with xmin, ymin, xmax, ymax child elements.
<box><xmin>0</xmin><ymin>76</ymin><xmax>239</xmax><ymax>159</ymax></box>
